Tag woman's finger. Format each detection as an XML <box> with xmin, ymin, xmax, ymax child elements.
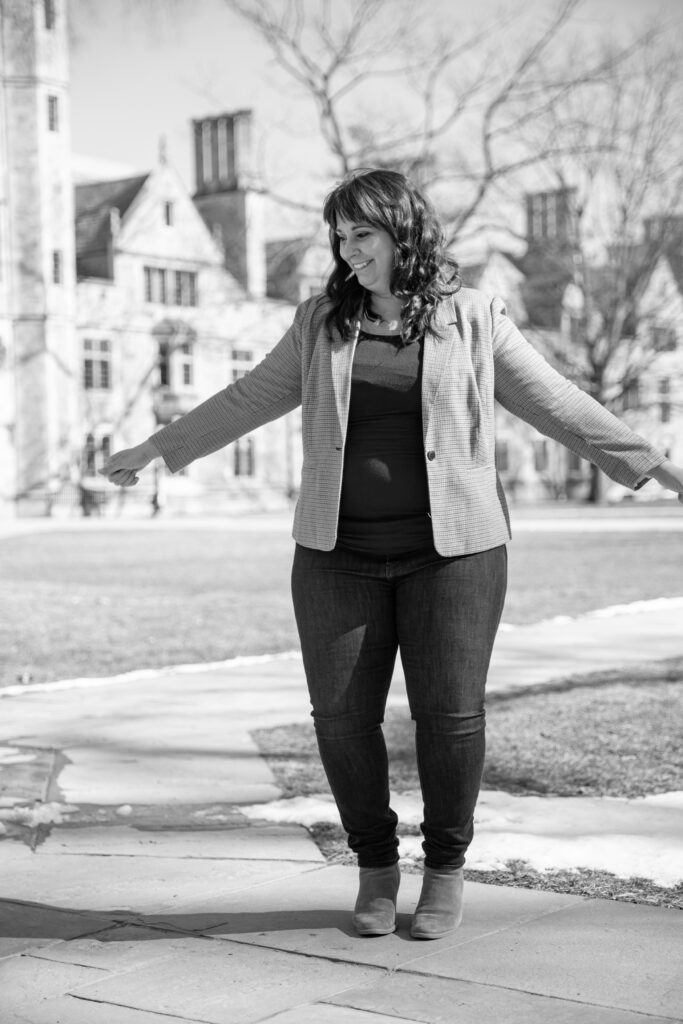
<box><xmin>108</xmin><ymin>468</ymin><xmax>139</xmax><ymax>487</ymax></box>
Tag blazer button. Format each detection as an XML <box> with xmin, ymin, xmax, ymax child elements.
<box><xmin>426</xmin><ymin>450</ymin><xmax>436</xmax><ymax>461</ymax></box>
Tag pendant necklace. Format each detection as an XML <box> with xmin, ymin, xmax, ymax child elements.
<box><xmin>363</xmin><ymin>298</ymin><xmax>402</xmax><ymax>332</ymax></box>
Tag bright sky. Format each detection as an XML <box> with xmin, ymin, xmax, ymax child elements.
<box><xmin>68</xmin><ymin>0</ymin><xmax>683</xmax><ymax>238</ymax></box>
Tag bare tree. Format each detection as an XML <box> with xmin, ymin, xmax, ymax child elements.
<box><xmin>221</xmin><ymin>0</ymin><xmax>655</xmax><ymax>244</ymax></box>
<box><xmin>522</xmin><ymin>31</ymin><xmax>683</xmax><ymax>501</ymax></box>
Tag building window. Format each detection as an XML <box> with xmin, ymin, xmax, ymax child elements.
<box><xmin>83</xmin><ymin>339</ymin><xmax>112</xmax><ymax>390</ymax></box>
<box><xmin>211</xmin><ymin>222</ymin><xmax>224</xmax><ymax>250</ymax></box>
<box><xmin>651</xmin><ymin>325</ymin><xmax>677</xmax><ymax>352</ymax></box>
<box><xmin>82</xmin><ymin>432</ymin><xmax>111</xmax><ymax>476</ymax></box>
<box><xmin>527</xmin><ymin>189</ymin><xmax>576</xmax><ymax>244</ymax></box>
<box><xmin>529</xmin><ymin>193</ymin><xmax>561</xmax><ymax>240</ymax></box>
<box><xmin>164</xmin><ymin>202</ymin><xmax>174</xmax><ymax>226</ymax></box>
<box><xmin>44</xmin><ymin>0</ymin><xmax>56</xmax><ymax>29</ymax></box>
<box><xmin>533</xmin><ymin>440</ymin><xmax>548</xmax><ymax>473</ymax></box>
<box><xmin>568</xmin><ymin>450</ymin><xmax>584</xmax><ymax>474</ymax></box>
<box><xmin>47</xmin><ymin>95</ymin><xmax>59</xmax><ymax>132</ymax></box>
<box><xmin>231</xmin><ymin>348</ymin><xmax>253</xmax><ymax>382</ymax></box>
<box><xmin>234</xmin><ymin>437</ymin><xmax>255</xmax><ymax>477</ymax></box>
<box><xmin>52</xmin><ymin>250</ymin><xmax>62</xmax><ymax>284</ymax></box>
<box><xmin>158</xmin><ymin>342</ymin><xmax>171</xmax><ymax>387</ymax></box>
<box><xmin>144</xmin><ymin>266</ymin><xmax>167</xmax><ymax>304</ymax></box>
<box><xmin>180</xmin><ymin>343</ymin><xmax>194</xmax><ymax>387</ymax></box>
<box><xmin>495</xmin><ymin>440</ymin><xmax>509</xmax><ymax>473</ymax></box>
<box><xmin>568</xmin><ymin>314</ymin><xmax>586</xmax><ymax>346</ymax></box>
<box><xmin>174</xmin><ymin>270</ymin><xmax>198</xmax><ymax>307</ymax></box>
<box><xmin>659</xmin><ymin>377</ymin><xmax>672</xmax><ymax>424</ymax></box>
<box><xmin>622</xmin><ymin>380</ymin><xmax>640</xmax><ymax>411</ymax></box>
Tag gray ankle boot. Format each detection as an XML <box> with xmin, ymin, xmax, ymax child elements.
<box><xmin>352</xmin><ymin>863</ymin><xmax>401</xmax><ymax>936</ymax></box>
<box><xmin>410</xmin><ymin>866</ymin><xmax>464</xmax><ymax>939</ymax></box>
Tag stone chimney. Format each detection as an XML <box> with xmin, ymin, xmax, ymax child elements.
<box><xmin>192</xmin><ymin>110</ymin><xmax>266</xmax><ymax>298</ymax></box>
<box><xmin>525</xmin><ymin>187</ymin><xmax>578</xmax><ymax>253</ymax></box>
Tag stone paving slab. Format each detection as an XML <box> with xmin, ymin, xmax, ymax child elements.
<box><xmin>24</xmin><ymin>992</ymin><xmax>426</xmax><ymax>1024</ymax></box>
<box><xmin>52</xmin><ymin>937</ymin><xmax>385</xmax><ymax>1024</ymax></box>
<box><xmin>20</xmin><ymin>931</ymin><xmax>194</xmax><ymax>971</ymax></box>
<box><xmin>0</xmin><ymin>896</ymin><xmax>118</xmax><ymax>955</ymax></box>
<box><xmin>60</xmin><ymin>744</ymin><xmax>281</xmax><ymax>805</ymax></box>
<box><xmin>406</xmin><ymin>897</ymin><xmax>683</xmax><ymax>1020</ymax></box>
<box><xmin>324</xmin><ymin>971</ymin><xmax>679</xmax><ymax>1024</ymax></box>
<box><xmin>0</xmin><ymin>842</ymin><xmax>325</xmax><ymax>914</ymax></box>
<box><xmin>203</xmin><ymin>865</ymin><xmax>579</xmax><ymax>971</ymax></box>
<box><xmin>0</xmin><ymin>953</ymin><xmax>108</xmax><ymax>1017</ymax></box>
<box><xmin>0</xmin><ymin>934</ymin><xmax>63</xmax><ymax>960</ymax></box>
<box><xmin>45</xmin><ymin>823</ymin><xmax>325</xmax><ymax>862</ymax></box>
<box><xmin>12</xmin><ymin>996</ymin><xmax>203</xmax><ymax>1024</ymax></box>
<box><xmin>266</xmin><ymin>1004</ymin><xmax>428</xmax><ymax>1023</ymax></box>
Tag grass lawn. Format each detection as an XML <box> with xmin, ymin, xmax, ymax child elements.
<box><xmin>1</xmin><ymin>519</ymin><xmax>683</xmax><ymax>688</ymax></box>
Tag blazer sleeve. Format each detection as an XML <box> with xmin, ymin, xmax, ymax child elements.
<box><xmin>150</xmin><ymin>302</ymin><xmax>305</xmax><ymax>473</ymax></box>
<box><xmin>490</xmin><ymin>296</ymin><xmax>665</xmax><ymax>489</ymax></box>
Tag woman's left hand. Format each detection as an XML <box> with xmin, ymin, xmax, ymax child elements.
<box><xmin>649</xmin><ymin>460</ymin><xmax>683</xmax><ymax>504</ymax></box>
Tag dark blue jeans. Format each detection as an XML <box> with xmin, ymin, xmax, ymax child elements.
<box><xmin>291</xmin><ymin>542</ymin><xmax>507</xmax><ymax>871</ymax></box>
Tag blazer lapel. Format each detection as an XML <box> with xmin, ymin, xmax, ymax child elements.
<box><xmin>330</xmin><ymin>317</ymin><xmax>360</xmax><ymax>440</ymax></box>
<box><xmin>422</xmin><ymin>296</ymin><xmax>460</xmax><ymax>433</ymax></box>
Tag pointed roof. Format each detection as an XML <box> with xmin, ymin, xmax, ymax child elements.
<box><xmin>664</xmin><ymin>250</ymin><xmax>683</xmax><ymax>293</ymax></box>
<box><xmin>74</xmin><ymin>174</ymin><xmax>149</xmax><ymax>258</ymax></box>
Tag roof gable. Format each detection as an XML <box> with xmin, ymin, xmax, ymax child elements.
<box><xmin>75</xmin><ymin>175</ymin><xmax>150</xmax><ymax>260</ymax></box>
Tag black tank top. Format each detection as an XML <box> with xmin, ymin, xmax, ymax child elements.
<box><xmin>336</xmin><ymin>328</ymin><xmax>434</xmax><ymax>556</ymax></box>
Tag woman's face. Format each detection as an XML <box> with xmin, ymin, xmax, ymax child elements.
<box><xmin>334</xmin><ymin>217</ymin><xmax>395</xmax><ymax>296</ymax></box>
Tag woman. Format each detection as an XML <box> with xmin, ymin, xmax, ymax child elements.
<box><xmin>101</xmin><ymin>168</ymin><xmax>683</xmax><ymax>940</ymax></box>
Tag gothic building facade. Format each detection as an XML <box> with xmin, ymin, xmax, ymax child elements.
<box><xmin>0</xmin><ymin>0</ymin><xmax>300</xmax><ymax>518</ymax></box>
<box><xmin>2</xmin><ymin>1</ymin><xmax>680</xmax><ymax>517</ymax></box>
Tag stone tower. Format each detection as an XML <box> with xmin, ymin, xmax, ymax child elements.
<box><xmin>192</xmin><ymin>110</ymin><xmax>266</xmax><ymax>298</ymax></box>
<box><xmin>0</xmin><ymin>0</ymin><xmax>78</xmax><ymax>512</ymax></box>
<box><xmin>522</xmin><ymin>187</ymin><xmax>578</xmax><ymax>329</ymax></box>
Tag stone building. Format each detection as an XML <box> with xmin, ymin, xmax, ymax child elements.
<box><xmin>0</xmin><ymin>0</ymin><xmax>300</xmax><ymax>518</ymax></box>
<box><xmin>2</xmin><ymin>1</ymin><xmax>679</xmax><ymax>517</ymax></box>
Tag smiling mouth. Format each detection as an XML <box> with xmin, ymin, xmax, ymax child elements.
<box><xmin>351</xmin><ymin>259</ymin><xmax>372</xmax><ymax>271</ymax></box>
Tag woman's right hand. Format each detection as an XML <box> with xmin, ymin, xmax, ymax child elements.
<box><xmin>99</xmin><ymin>439</ymin><xmax>159</xmax><ymax>487</ymax></box>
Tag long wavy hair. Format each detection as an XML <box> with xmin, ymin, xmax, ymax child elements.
<box><xmin>322</xmin><ymin>168</ymin><xmax>460</xmax><ymax>343</ymax></box>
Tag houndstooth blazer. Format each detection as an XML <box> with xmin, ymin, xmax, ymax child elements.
<box><xmin>151</xmin><ymin>288</ymin><xmax>664</xmax><ymax>555</ymax></box>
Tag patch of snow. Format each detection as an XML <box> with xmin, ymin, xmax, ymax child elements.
<box><xmin>241</xmin><ymin>788</ymin><xmax>683</xmax><ymax>888</ymax></box>
<box><xmin>638</xmin><ymin>791</ymin><xmax>683</xmax><ymax>810</ymax></box>
<box><xmin>498</xmin><ymin>595</ymin><xmax>683</xmax><ymax>631</ymax></box>
<box><xmin>0</xmin><ymin>650</ymin><xmax>303</xmax><ymax>699</ymax></box>
<box><xmin>0</xmin><ymin>746</ymin><xmax>37</xmax><ymax>765</ymax></box>
<box><xmin>513</xmin><ymin>518</ymin><xmax>683</xmax><ymax>533</ymax></box>
<box><xmin>0</xmin><ymin>802</ymin><xmax>78</xmax><ymax>827</ymax></box>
